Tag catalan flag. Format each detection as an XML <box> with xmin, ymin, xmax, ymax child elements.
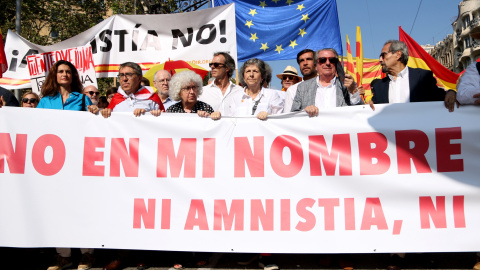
<box><xmin>0</xmin><ymin>28</ymin><xmax>8</xmax><ymax>78</ymax></box>
<box><xmin>345</xmin><ymin>35</ymin><xmax>355</xmax><ymax>78</ymax></box>
<box><xmin>214</xmin><ymin>0</ymin><xmax>342</xmax><ymax>61</ymax></box>
<box><xmin>343</xmin><ymin>57</ymin><xmax>383</xmax><ymax>91</ymax></box>
<box><xmin>399</xmin><ymin>26</ymin><xmax>459</xmax><ymax>90</ymax></box>
<box><xmin>355</xmin><ymin>26</ymin><xmax>363</xmax><ymax>88</ymax></box>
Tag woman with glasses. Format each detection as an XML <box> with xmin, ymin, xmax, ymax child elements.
<box><xmin>166</xmin><ymin>70</ymin><xmax>214</xmax><ymax>115</ymax></box>
<box><xmin>211</xmin><ymin>58</ymin><xmax>284</xmax><ymax>120</ymax></box>
<box><xmin>37</xmin><ymin>60</ymin><xmax>99</xmax><ymax>115</ymax></box>
<box><xmin>20</xmin><ymin>92</ymin><xmax>40</xmax><ymax>108</ymax></box>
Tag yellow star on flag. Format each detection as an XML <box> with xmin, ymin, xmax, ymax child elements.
<box><xmin>289</xmin><ymin>40</ymin><xmax>298</xmax><ymax>49</ymax></box>
<box><xmin>245</xmin><ymin>20</ymin><xmax>254</xmax><ymax>28</ymax></box>
<box><xmin>275</xmin><ymin>44</ymin><xmax>284</xmax><ymax>54</ymax></box>
<box><xmin>250</xmin><ymin>33</ymin><xmax>259</xmax><ymax>42</ymax></box>
<box><xmin>259</xmin><ymin>1</ymin><xmax>267</xmax><ymax>8</ymax></box>
<box><xmin>286</xmin><ymin>0</ymin><xmax>294</xmax><ymax>5</ymax></box>
<box><xmin>296</xmin><ymin>4</ymin><xmax>305</xmax><ymax>11</ymax></box>
<box><xmin>260</xmin><ymin>43</ymin><xmax>269</xmax><ymax>52</ymax></box>
<box><xmin>298</xmin><ymin>28</ymin><xmax>307</xmax><ymax>37</ymax></box>
<box><xmin>271</xmin><ymin>0</ymin><xmax>280</xmax><ymax>3</ymax></box>
<box><xmin>301</xmin><ymin>14</ymin><xmax>310</xmax><ymax>23</ymax></box>
<box><xmin>249</xmin><ymin>9</ymin><xmax>258</xmax><ymax>16</ymax></box>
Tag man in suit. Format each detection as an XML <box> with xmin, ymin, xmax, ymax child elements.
<box><xmin>290</xmin><ymin>48</ymin><xmax>360</xmax><ymax>117</ymax></box>
<box><xmin>372</xmin><ymin>40</ymin><xmax>445</xmax><ymax>104</ymax></box>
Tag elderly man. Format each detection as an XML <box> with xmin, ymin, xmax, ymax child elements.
<box><xmin>372</xmin><ymin>40</ymin><xmax>445</xmax><ymax>105</ymax></box>
<box><xmin>153</xmin><ymin>70</ymin><xmax>177</xmax><ymax>110</ymax></box>
<box><xmin>283</xmin><ymin>49</ymin><xmax>319</xmax><ymax>112</ymax></box>
<box><xmin>291</xmin><ymin>48</ymin><xmax>360</xmax><ymax>116</ymax></box>
<box><xmin>277</xmin><ymin>66</ymin><xmax>302</xmax><ymax>91</ymax></box>
<box><xmin>101</xmin><ymin>62</ymin><xmax>164</xmax><ymax>118</ymax></box>
<box><xmin>199</xmin><ymin>52</ymin><xmax>243</xmax><ymax>112</ymax></box>
<box><xmin>83</xmin><ymin>85</ymin><xmax>100</xmax><ymax>105</ymax></box>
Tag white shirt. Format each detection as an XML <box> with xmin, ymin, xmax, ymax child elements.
<box><xmin>388</xmin><ymin>66</ymin><xmax>410</xmax><ymax>103</ymax></box>
<box><xmin>199</xmin><ymin>79</ymin><xmax>243</xmax><ymax>113</ymax></box>
<box><xmin>314</xmin><ymin>76</ymin><xmax>338</xmax><ymax>109</ymax></box>
<box><xmin>112</xmin><ymin>86</ymin><xmax>160</xmax><ymax>112</ymax></box>
<box><xmin>283</xmin><ymin>81</ymin><xmax>301</xmax><ymax>112</ymax></box>
<box><xmin>457</xmin><ymin>62</ymin><xmax>480</xmax><ymax>105</ymax></box>
<box><xmin>223</xmin><ymin>87</ymin><xmax>284</xmax><ymax>117</ymax></box>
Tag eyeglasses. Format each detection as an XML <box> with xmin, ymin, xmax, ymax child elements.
<box><xmin>282</xmin><ymin>75</ymin><xmax>296</xmax><ymax>81</ymax></box>
<box><xmin>118</xmin><ymin>73</ymin><xmax>136</xmax><ymax>79</ymax></box>
<box><xmin>22</xmin><ymin>98</ymin><xmax>38</xmax><ymax>103</ymax></box>
<box><xmin>181</xmin><ymin>85</ymin><xmax>198</xmax><ymax>92</ymax></box>
<box><xmin>155</xmin><ymin>78</ymin><xmax>170</xmax><ymax>84</ymax></box>
<box><xmin>87</xmin><ymin>91</ymin><xmax>100</xmax><ymax>96</ymax></box>
<box><xmin>209</xmin><ymin>62</ymin><xmax>225</xmax><ymax>68</ymax></box>
<box><xmin>318</xmin><ymin>57</ymin><xmax>339</xmax><ymax>64</ymax></box>
<box><xmin>379</xmin><ymin>51</ymin><xmax>391</xmax><ymax>59</ymax></box>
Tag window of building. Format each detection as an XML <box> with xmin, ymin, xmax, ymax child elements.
<box><xmin>464</xmin><ymin>15</ymin><xmax>471</xmax><ymax>29</ymax></box>
<box><xmin>465</xmin><ymin>36</ymin><xmax>472</xmax><ymax>48</ymax></box>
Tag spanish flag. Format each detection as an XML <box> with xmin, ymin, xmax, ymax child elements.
<box><xmin>399</xmin><ymin>26</ymin><xmax>459</xmax><ymax>90</ymax></box>
<box><xmin>345</xmin><ymin>35</ymin><xmax>355</xmax><ymax>78</ymax></box>
<box><xmin>0</xmin><ymin>28</ymin><xmax>8</xmax><ymax>78</ymax></box>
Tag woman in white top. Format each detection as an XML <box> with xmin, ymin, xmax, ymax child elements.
<box><xmin>210</xmin><ymin>58</ymin><xmax>284</xmax><ymax>120</ymax></box>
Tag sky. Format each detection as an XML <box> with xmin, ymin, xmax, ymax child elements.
<box><xmin>261</xmin><ymin>0</ymin><xmax>461</xmax><ymax>90</ymax></box>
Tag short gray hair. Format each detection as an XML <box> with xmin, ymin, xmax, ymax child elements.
<box><xmin>385</xmin><ymin>40</ymin><xmax>409</xmax><ymax>65</ymax></box>
<box><xmin>119</xmin><ymin>62</ymin><xmax>143</xmax><ymax>76</ymax></box>
<box><xmin>168</xmin><ymin>70</ymin><xmax>204</xmax><ymax>101</ymax></box>
<box><xmin>214</xmin><ymin>52</ymin><xmax>236</xmax><ymax>78</ymax></box>
<box><xmin>238</xmin><ymin>58</ymin><xmax>267</xmax><ymax>86</ymax></box>
<box><xmin>154</xmin><ymin>70</ymin><xmax>171</xmax><ymax>81</ymax></box>
<box><xmin>314</xmin><ymin>48</ymin><xmax>339</xmax><ymax>65</ymax></box>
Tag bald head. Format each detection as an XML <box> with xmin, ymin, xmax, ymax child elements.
<box><xmin>153</xmin><ymin>70</ymin><xmax>171</xmax><ymax>98</ymax></box>
<box><xmin>83</xmin><ymin>85</ymin><xmax>99</xmax><ymax>105</ymax></box>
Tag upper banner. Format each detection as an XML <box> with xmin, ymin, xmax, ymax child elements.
<box><xmin>0</xmin><ymin>103</ymin><xmax>479</xmax><ymax>253</ymax></box>
<box><xmin>0</xmin><ymin>4</ymin><xmax>236</xmax><ymax>89</ymax></box>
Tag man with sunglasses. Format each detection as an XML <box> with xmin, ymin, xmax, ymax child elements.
<box><xmin>199</xmin><ymin>52</ymin><xmax>243</xmax><ymax>112</ymax></box>
<box><xmin>83</xmin><ymin>85</ymin><xmax>100</xmax><ymax>105</ymax></box>
<box><xmin>277</xmin><ymin>66</ymin><xmax>302</xmax><ymax>91</ymax></box>
<box><xmin>291</xmin><ymin>48</ymin><xmax>360</xmax><ymax>116</ymax></box>
<box><xmin>371</xmin><ymin>40</ymin><xmax>445</xmax><ymax>106</ymax></box>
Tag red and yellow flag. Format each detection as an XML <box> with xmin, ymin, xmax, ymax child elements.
<box><xmin>345</xmin><ymin>35</ymin><xmax>355</xmax><ymax>78</ymax></box>
<box><xmin>0</xmin><ymin>28</ymin><xmax>8</xmax><ymax>78</ymax></box>
<box><xmin>356</xmin><ymin>26</ymin><xmax>363</xmax><ymax>88</ymax></box>
<box><xmin>399</xmin><ymin>26</ymin><xmax>459</xmax><ymax>90</ymax></box>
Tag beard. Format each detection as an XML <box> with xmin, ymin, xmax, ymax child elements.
<box><xmin>381</xmin><ymin>64</ymin><xmax>388</xmax><ymax>73</ymax></box>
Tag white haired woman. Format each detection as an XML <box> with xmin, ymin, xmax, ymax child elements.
<box><xmin>210</xmin><ymin>58</ymin><xmax>284</xmax><ymax>120</ymax></box>
<box><xmin>166</xmin><ymin>70</ymin><xmax>214</xmax><ymax>117</ymax></box>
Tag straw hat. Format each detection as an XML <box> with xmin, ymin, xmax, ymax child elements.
<box><xmin>276</xmin><ymin>66</ymin><xmax>302</xmax><ymax>81</ymax></box>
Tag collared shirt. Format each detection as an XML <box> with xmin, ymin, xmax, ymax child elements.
<box><xmin>457</xmin><ymin>62</ymin><xmax>480</xmax><ymax>105</ymax></box>
<box><xmin>162</xmin><ymin>96</ymin><xmax>178</xmax><ymax>110</ymax></box>
<box><xmin>199</xmin><ymin>79</ymin><xmax>244</xmax><ymax>113</ymax></box>
<box><xmin>388</xmin><ymin>66</ymin><xmax>410</xmax><ymax>103</ymax></box>
<box><xmin>223</xmin><ymin>87</ymin><xmax>284</xmax><ymax>117</ymax></box>
<box><xmin>314</xmin><ymin>76</ymin><xmax>338</xmax><ymax>109</ymax></box>
<box><xmin>38</xmin><ymin>91</ymin><xmax>92</xmax><ymax>111</ymax></box>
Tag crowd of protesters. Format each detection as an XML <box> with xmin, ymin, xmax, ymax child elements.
<box><xmin>0</xmin><ymin>40</ymin><xmax>479</xmax><ymax>270</ymax></box>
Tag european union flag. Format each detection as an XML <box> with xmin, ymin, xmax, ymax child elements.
<box><xmin>214</xmin><ymin>0</ymin><xmax>342</xmax><ymax>62</ymax></box>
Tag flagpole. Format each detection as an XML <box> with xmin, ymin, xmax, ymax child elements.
<box><xmin>14</xmin><ymin>0</ymin><xmax>22</xmax><ymax>101</ymax></box>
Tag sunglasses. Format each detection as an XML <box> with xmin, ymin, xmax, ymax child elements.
<box><xmin>318</xmin><ymin>57</ymin><xmax>339</xmax><ymax>64</ymax></box>
<box><xmin>87</xmin><ymin>91</ymin><xmax>100</xmax><ymax>96</ymax></box>
<box><xmin>379</xmin><ymin>51</ymin><xmax>391</xmax><ymax>59</ymax></box>
<box><xmin>282</xmin><ymin>75</ymin><xmax>296</xmax><ymax>81</ymax></box>
<box><xmin>22</xmin><ymin>98</ymin><xmax>38</xmax><ymax>103</ymax></box>
<box><xmin>209</xmin><ymin>62</ymin><xmax>225</xmax><ymax>68</ymax></box>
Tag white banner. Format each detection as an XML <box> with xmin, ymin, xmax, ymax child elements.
<box><xmin>27</xmin><ymin>46</ymin><xmax>98</xmax><ymax>94</ymax></box>
<box><xmin>0</xmin><ymin>4</ymin><xmax>236</xmax><ymax>89</ymax></box>
<box><xmin>0</xmin><ymin>102</ymin><xmax>479</xmax><ymax>253</ymax></box>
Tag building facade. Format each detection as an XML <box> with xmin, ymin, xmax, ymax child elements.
<box><xmin>430</xmin><ymin>35</ymin><xmax>455</xmax><ymax>72</ymax></box>
<box><xmin>452</xmin><ymin>0</ymin><xmax>480</xmax><ymax>72</ymax></box>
